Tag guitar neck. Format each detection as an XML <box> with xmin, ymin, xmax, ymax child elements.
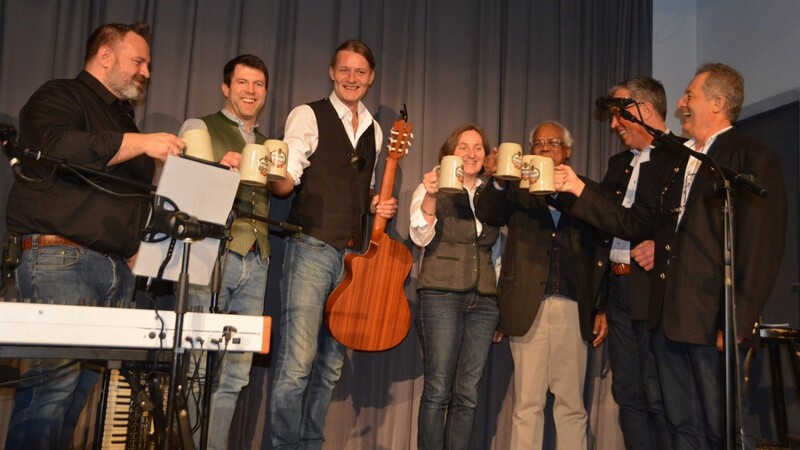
<box><xmin>371</xmin><ymin>117</ymin><xmax>411</xmax><ymax>241</ymax></box>
<box><xmin>372</xmin><ymin>155</ymin><xmax>399</xmax><ymax>240</ymax></box>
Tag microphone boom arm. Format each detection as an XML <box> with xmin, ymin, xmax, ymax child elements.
<box><xmin>616</xmin><ymin>108</ymin><xmax>768</xmax><ymax>198</ymax></box>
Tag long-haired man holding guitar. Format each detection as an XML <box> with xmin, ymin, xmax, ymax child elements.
<box><xmin>267</xmin><ymin>39</ymin><xmax>398</xmax><ymax>449</ymax></box>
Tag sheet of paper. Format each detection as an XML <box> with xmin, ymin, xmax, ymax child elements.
<box><xmin>133</xmin><ymin>155</ymin><xmax>240</xmax><ymax>286</ymax></box>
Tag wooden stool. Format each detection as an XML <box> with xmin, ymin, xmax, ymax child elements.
<box><xmin>745</xmin><ymin>324</ymin><xmax>800</xmax><ymax>447</ymax></box>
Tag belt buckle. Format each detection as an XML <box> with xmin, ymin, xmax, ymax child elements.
<box><xmin>611</xmin><ymin>262</ymin><xmax>630</xmax><ymax>275</ymax></box>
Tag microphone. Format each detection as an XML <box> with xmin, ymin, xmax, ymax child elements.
<box><xmin>595</xmin><ymin>96</ymin><xmax>637</xmax><ymax>111</ymax></box>
<box><xmin>0</xmin><ymin>122</ymin><xmax>17</xmax><ymax>144</ymax></box>
<box><xmin>0</xmin><ymin>123</ymin><xmax>26</xmax><ymax>178</ymax></box>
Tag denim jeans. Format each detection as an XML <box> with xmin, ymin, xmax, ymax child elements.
<box><xmin>187</xmin><ymin>249</ymin><xmax>268</xmax><ymax>450</ymax></box>
<box><xmin>606</xmin><ymin>274</ymin><xmax>670</xmax><ymax>450</ymax></box>
<box><xmin>7</xmin><ymin>238</ymin><xmax>135</xmax><ymax>450</ymax></box>
<box><xmin>269</xmin><ymin>234</ymin><xmax>348</xmax><ymax>450</ymax></box>
<box><xmin>652</xmin><ymin>324</ymin><xmax>722</xmax><ymax>450</ymax></box>
<box><xmin>416</xmin><ymin>289</ymin><xmax>499</xmax><ymax>450</ymax></box>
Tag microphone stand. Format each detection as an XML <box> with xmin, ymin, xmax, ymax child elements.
<box><xmin>196</xmin><ymin>207</ymin><xmax>300</xmax><ymax>450</ymax></box>
<box><xmin>11</xmin><ymin>148</ymin><xmax>302</xmax><ymax>449</ymax></box>
<box><xmin>6</xmin><ymin>149</ymin><xmax>202</xmax><ymax>450</ymax></box>
<box><xmin>617</xmin><ymin>108</ymin><xmax>767</xmax><ymax>450</ymax></box>
<box><xmin>17</xmin><ymin>148</ymin><xmax>155</xmax><ymax>191</ymax></box>
<box><xmin>198</xmin><ymin>214</ymin><xmax>229</xmax><ymax>450</ymax></box>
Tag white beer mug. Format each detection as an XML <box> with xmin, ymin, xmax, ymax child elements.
<box><xmin>519</xmin><ymin>154</ymin><xmax>536</xmax><ymax>190</ymax></box>
<box><xmin>495</xmin><ymin>142</ymin><xmax>523</xmax><ymax>180</ymax></box>
<box><xmin>436</xmin><ymin>155</ymin><xmax>464</xmax><ymax>194</ymax></box>
<box><xmin>528</xmin><ymin>155</ymin><xmax>555</xmax><ymax>195</ymax></box>
<box><xmin>240</xmin><ymin>143</ymin><xmax>268</xmax><ymax>186</ymax></box>
<box><xmin>181</xmin><ymin>128</ymin><xmax>215</xmax><ymax>162</ymax></box>
<box><xmin>264</xmin><ymin>139</ymin><xmax>289</xmax><ymax>181</ymax></box>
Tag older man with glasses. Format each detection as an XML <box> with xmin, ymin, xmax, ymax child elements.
<box><xmin>476</xmin><ymin>120</ymin><xmax>607</xmax><ymax>450</ymax></box>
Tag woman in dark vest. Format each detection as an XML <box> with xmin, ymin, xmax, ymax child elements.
<box><xmin>409</xmin><ymin>124</ymin><xmax>501</xmax><ymax>450</ymax></box>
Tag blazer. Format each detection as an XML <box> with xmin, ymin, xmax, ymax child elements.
<box><xmin>592</xmin><ymin>136</ymin><xmax>683</xmax><ymax>321</ymax></box>
<box><xmin>566</xmin><ymin>129</ymin><xmax>787</xmax><ymax>346</ymax></box>
<box><xmin>475</xmin><ymin>178</ymin><xmax>603</xmax><ymax>342</ymax></box>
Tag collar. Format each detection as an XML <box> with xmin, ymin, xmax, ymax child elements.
<box><xmin>78</xmin><ymin>70</ymin><xmax>133</xmax><ymax>116</ymax></box>
<box><xmin>629</xmin><ymin>146</ymin><xmax>651</xmax><ymax>162</ymax></box>
<box><xmin>220</xmin><ymin>108</ymin><xmax>259</xmax><ymax>131</ymax></box>
<box><xmin>684</xmin><ymin>125</ymin><xmax>733</xmax><ymax>154</ymax></box>
<box><xmin>328</xmin><ymin>91</ymin><xmax>366</xmax><ymax>120</ymax></box>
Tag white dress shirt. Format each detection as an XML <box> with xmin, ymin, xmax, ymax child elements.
<box><xmin>283</xmin><ymin>92</ymin><xmax>383</xmax><ymax>187</ymax></box>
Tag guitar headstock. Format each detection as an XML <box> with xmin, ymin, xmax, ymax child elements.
<box><xmin>387</xmin><ymin>118</ymin><xmax>413</xmax><ymax>160</ymax></box>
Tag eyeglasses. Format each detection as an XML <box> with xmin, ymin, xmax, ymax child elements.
<box><xmin>532</xmin><ymin>138</ymin><xmax>563</xmax><ymax>149</ymax></box>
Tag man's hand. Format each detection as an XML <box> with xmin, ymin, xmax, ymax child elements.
<box><xmin>483</xmin><ymin>147</ymin><xmax>498</xmax><ymax>176</ymax></box>
<box><xmin>631</xmin><ymin>240</ymin><xmax>655</xmax><ymax>271</ymax></box>
<box><xmin>554</xmin><ymin>164</ymin><xmax>585</xmax><ymax>196</ymax></box>
<box><xmin>126</xmin><ymin>253</ymin><xmax>138</xmax><ymax>271</ymax></box>
<box><xmin>115</xmin><ymin>132</ymin><xmax>185</xmax><ymax>165</ymax></box>
<box><xmin>219</xmin><ymin>151</ymin><xmax>242</xmax><ymax>169</ymax></box>
<box><xmin>371</xmin><ymin>195</ymin><xmax>398</xmax><ymax>219</ymax></box>
<box><xmin>716</xmin><ymin>329</ymin><xmax>745</xmax><ymax>351</ymax></box>
<box><xmin>592</xmin><ymin>312</ymin><xmax>608</xmax><ymax>347</ymax></box>
<box><xmin>492</xmin><ymin>330</ymin><xmax>505</xmax><ymax>343</ymax></box>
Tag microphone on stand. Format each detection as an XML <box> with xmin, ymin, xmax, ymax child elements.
<box><xmin>1</xmin><ymin>122</ymin><xmax>19</xmax><ymax>165</ymax></box>
<box><xmin>0</xmin><ymin>123</ymin><xmax>28</xmax><ymax>180</ymax></box>
<box><xmin>594</xmin><ymin>96</ymin><xmax>637</xmax><ymax>110</ymax></box>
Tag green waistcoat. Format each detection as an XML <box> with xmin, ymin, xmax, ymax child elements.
<box><xmin>201</xmin><ymin>111</ymin><xmax>270</xmax><ymax>260</ymax></box>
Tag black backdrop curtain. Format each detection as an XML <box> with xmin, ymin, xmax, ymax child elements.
<box><xmin>0</xmin><ymin>1</ymin><xmax>651</xmax><ymax>448</ymax></box>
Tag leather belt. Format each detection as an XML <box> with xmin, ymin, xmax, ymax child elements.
<box><xmin>21</xmin><ymin>235</ymin><xmax>82</xmax><ymax>251</ymax></box>
<box><xmin>611</xmin><ymin>262</ymin><xmax>631</xmax><ymax>276</ymax></box>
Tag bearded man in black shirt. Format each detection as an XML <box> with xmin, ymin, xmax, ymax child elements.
<box><xmin>5</xmin><ymin>22</ymin><xmax>184</xmax><ymax>450</ymax></box>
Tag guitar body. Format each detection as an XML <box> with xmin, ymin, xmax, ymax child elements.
<box><xmin>325</xmin><ymin>234</ymin><xmax>412</xmax><ymax>351</ymax></box>
<box><xmin>324</xmin><ymin>116</ymin><xmax>414</xmax><ymax>351</ymax></box>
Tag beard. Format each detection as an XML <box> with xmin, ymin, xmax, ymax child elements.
<box><xmin>107</xmin><ymin>61</ymin><xmax>148</xmax><ymax>104</ymax></box>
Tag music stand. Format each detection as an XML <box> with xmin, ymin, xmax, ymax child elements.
<box><xmin>134</xmin><ymin>155</ymin><xmax>239</xmax><ymax>286</ymax></box>
<box><xmin>133</xmin><ymin>155</ymin><xmax>239</xmax><ymax>449</ymax></box>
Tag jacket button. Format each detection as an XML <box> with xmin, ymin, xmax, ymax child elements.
<box><xmin>615</xmin><ymin>190</ymin><xmax>623</xmax><ymax>196</ymax></box>
<box><xmin>596</xmin><ymin>260</ymin><xmax>604</xmax><ymax>267</ymax></box>
<box><xmin>665</xmin><ymin>244</ymin><xmax>671</xmax><ymax>252</ymax></box>
<box><xmin>659</xmin><ymin>272</ymin><xmax>666</xmax><ymax>280</ymax></box>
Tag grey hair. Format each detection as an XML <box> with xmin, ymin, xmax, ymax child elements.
<box><xmin>528</xmin><ymin>120</ymin><xmax>574</xmax><ymax>148</ymax></box>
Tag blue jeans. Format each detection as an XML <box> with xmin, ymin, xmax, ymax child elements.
<box><xmin>416</xmin><ymin>289</ymin><xmax>499</xmax><ymax>450</ymax></box>
<box><xmin>606</xmin><ymin>274</ymin><xmax>670</xmax><ymax>450</ymax></box>
<box><xmin>187</xmin><ymin>249</ymin><xmax>268</xmax><ymax>450</ymax></box>
<box><xmin>269</xmin><ymin>234</ymin><xmax>348</xmax><ymax>450</ymax></box>
<box><xmin>652</xmin><ymin>324</ymin><xmax>722</xmax><ymax>450</ymax></box>
<box><xmin>8</xmin><ymin>238</ymin><xmax>135</xmax><ymax>450</ymax></box>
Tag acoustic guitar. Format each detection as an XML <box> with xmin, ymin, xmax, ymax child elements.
<box><xmin>325</xmin><ymin>117</ymin><xmax>413</xmax><ymax>351</ymax></box>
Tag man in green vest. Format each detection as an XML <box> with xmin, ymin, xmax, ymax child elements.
<box><xmin>178</xmin><ymin>54</ymin><xmax>270</xmax><ymax>450</ymax></box>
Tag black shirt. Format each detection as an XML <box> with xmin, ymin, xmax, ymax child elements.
<box><xmin>7</xmin><ymin>70</ymin><xmax>155</xmax><ymax>257</ymax></box>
